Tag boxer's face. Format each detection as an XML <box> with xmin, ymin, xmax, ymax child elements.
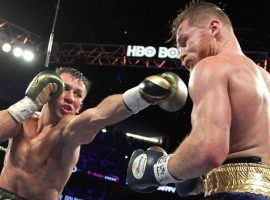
<box><xmin>176</xmin><ymin>19</ymin><xmax>217</xmax><ymax>71</ymax></box>
<box><xmin>53</xmin><ymin>73</ymin><xmax>85</xmax><ymax>118</ymax></box>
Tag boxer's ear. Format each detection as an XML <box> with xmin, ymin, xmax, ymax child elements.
<box><xmin>208</xmin><ymin>20</ymin><xmax>221</xmax><ymax>37</ymax></box>
<box><xmin>76</xmin><ymin>103</ymin><xmax>83</xmax><ymax>114</ymax></box>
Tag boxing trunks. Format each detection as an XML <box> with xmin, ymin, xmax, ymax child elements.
<box><xmin>0</xmin><ymin>187</ymin><xmax>26</xmax><ymax>200</ymax></box>
<box><xmin>203</xmin><ymin>157</ymin><xmax>270</xmax><ymax>200</ymax></box>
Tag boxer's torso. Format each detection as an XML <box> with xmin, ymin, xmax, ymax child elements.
<box><xmin>0</xmin><ymin>116</ymin><xmax>80</xmax><ymax>200</ymax></box>
<box><xmin>212</xmin><ymin>54</ymin><xmax>270</xmax><ymax>164</ymax></box>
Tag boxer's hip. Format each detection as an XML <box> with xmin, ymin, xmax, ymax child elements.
<box><xmin>204</xmin><ymin>157</ymin><xmax>270</xmax><ymax>197</ymax></box>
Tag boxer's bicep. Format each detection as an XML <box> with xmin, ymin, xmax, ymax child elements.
<box><xmin>0</xmin><ymin>110</ymin><xmax>21</xmax><ymax>142</ymax></box>
<box><xmin>64</xmin><ymin>94</ymin><xmax>132</xmax><ymax>145</ymax></box>
<box><xmin>189</xmin><ymin>61</ymin><xmax>231</xmax><ymax>161</ymax></box>
<box><xmin>63</xmin><ymin>109</ymin><xmax>103</xmax><ymax>145</ymax></box>
<box><xmin>191</xmin><ymin>80</ymin><xmax>231</xmax><ymax>148</ymax></box>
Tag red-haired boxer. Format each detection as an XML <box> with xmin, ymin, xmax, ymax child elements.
<box><xmin>127</xmin><ymin>1</ymin><xmax>270</xmax><ymax>200</ymax></box>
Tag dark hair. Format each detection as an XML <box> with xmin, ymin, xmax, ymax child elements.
<box><xmin>55</xmin><ymin>67</ymin><xmax>91</xmax><ymax>97</ymax></box>
<box><xmin>171</xmin><ymin>0</ymin><xmax>232</xmax><ymax>41</ymax></box>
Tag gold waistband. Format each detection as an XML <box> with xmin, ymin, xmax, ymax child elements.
<box><xmin>204</xmin><ymin>163</ymin><xmax>270</xmax><ymax>197</ymax></box>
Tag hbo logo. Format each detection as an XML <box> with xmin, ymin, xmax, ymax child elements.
<box><xmin>126</xmin><ymin>45</ymin><xmax>180</xmax><ymax>59</ymax></box>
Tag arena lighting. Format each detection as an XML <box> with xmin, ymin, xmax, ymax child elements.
<box><xmin>101</xmin><ymin>128</ymin><xmax>107</xmax><ymax>133</ymax></box>
<box><xmin>72</xmin><ymin>166</ymin><xmax>78</xmax><ymax>173</ymax></box>
<box><xmin>13</xmin><ymin>47</ymin><xmax>23</xmax><ymax>57</ymax></box>
<box><xmin>22</xmin><ymin>50</ymin><xmax>34</xmax><ymax>61</ymax></box>
<box><xmin>2</xmin><ymin>43</ymin><xmax>11</xmax><ymax>52</ymax></box>
<box><xmin>87</xmin><ymin>170</ymin><xmax>120</xmax><ymax>182</ymax></box>
<box><xmin>2</xmin><ymin>44</ymin><xmax>35</xmax><ymax>62</ymax></box>
<box><xmin>125</xmin><ymin>132</ymin><xmax>162</xmax><ymax>144</ymax></box>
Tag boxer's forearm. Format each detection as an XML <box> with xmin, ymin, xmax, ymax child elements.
<box><xmin>168</xmin><ymin>127</ymin><xmax>228</xmax><ymax>179</ymax></box>
<box><xmin>65</xmin><ymin>94</ymin><xmax>133</xmax><ymax>145</ymax></box>
<box><xmin>0</xmin><ymin>110</ymin><xmax>21</xmax><ymax>141</ymax></box>
<box><xmin>94</xmin><ymin>94</ymin><xmax>133</xmax><ymax>124</ymax></box>
<box><xmin>168</xmin><ymin>136</ymin><xmax>215</xmax><ymax>179</ymax></box>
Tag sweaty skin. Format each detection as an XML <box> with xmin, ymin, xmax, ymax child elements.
<box><xmin>0</xmin><ymin>73</ymin><xmax>133</xmax><ymax>199</ymax></box>
<box><xmin>168</xmin><ymin>18</ymin><xmax>270</xmax><ymax>179</ymax></box>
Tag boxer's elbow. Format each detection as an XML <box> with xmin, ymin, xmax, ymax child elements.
<box><xmin>201</xmin><ymin>139</ymin><xmax>228</xmax><ymax>169</ymax></box>
<box><xmin>206</xmin><ymin>149</ymin><xmax>227</xmax><ymax>169</ymax></box>
<box><xmin>202</xmin><ymin>125</ymin><xmax>230</xmax><ymax>168</ymax></box>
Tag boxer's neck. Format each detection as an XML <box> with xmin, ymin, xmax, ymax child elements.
<box><xmin>218</xmin><ymin>32</ymin><xmax>243</xmax><ymax>56</ymax></box>
<box><xmin>37</xmin><ymin>105</ymin><xmax>60</xmax><ymax>133</ymax></box>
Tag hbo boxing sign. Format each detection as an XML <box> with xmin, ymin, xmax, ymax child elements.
<box><xmin>126</xmin><ymin>45</ymin><xmax>180</xmax><ymax>59</ymax></box>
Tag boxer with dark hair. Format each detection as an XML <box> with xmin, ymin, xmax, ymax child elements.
<box><xmin>0</xmin><ymin>67</ymin><xmax>187</xmax><ymax>200</ymax></box>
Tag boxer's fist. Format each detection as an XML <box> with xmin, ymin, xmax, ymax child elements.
<box><xmin>139</xmin><ymin>72</ymin><xmax>187</xmax><ymax>112</ymax></box>
<box><xmin>8</xmin><ymin>71</ymin><xmax>64</xmax><ymax>123</ymax></box>
<box><xmin>157</xmin><ymin>72</ymin><xmax>188</xmax><ymax>112</ymax></box>
<box><xmin>127</xmin><ymin>146</ymin><xmax>177</xmax><ymax>193</ymax></box>
<box><xmin>123</xmin><ymin>72</ymin><xmax>187</xmax><ymax>113</ymax></box>
<box><xmin>138</xmin><ymin>75</ymin><xmax>171</xmax><ymax>103</ymax></box>
<box><xmin>26</xmin><ymin>70</ymin><xmax>64</xmax><ymax>108</ymax></box>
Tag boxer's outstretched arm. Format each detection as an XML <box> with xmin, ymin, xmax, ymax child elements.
<box><xmin>64</xmin><ymin>72</ymin><xmax>187</xmax><ymax>146</ymax></box>
<box><xmin>0</xmin><ymin>110</ymin><xmax>21</xmax><ymax>142</ymax></box>
<box><xmin>168</xmin><ymin>58</ymin><xmax>231</xmax><ymax>179</ymax></box>
<box><xmin>64</xmin><ymin>94</ymin><xmax>133</xmax><ymax>145</ymax></box>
